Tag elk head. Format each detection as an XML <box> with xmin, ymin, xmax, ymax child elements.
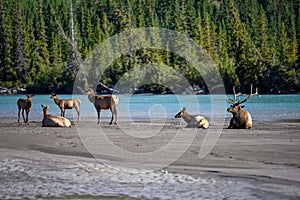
<box><xmin>175</xmin><ymin>107</ymin><xmax>186</xmax><ymax>118</ymax></box>
<box><xmin>227</xmin><ymin>85</ymin><xmax>258</xmax><ymax>114</ymax></box>
<box><xmin>84</xmin><ymin>88</ymin><xmax>94</xmax><ymax>95</ymax></box>
<box><xmin>26</xmin><ymin>94</ymin><xmax>35</xmax><ymax>99</ymax></box>
<box><xmin>41</xmin><ymin>104</ymin><xmax>49</xmax><ymax>115</ymax></box>
<box><xmin>50</xmin><ymin>93</ymin><xmax>58</xmax><ymax>99</ymax></box>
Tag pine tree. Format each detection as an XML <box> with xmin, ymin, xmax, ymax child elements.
<box><xmin>174</xmin><ymin>0</ymin><xmax>188</xmax><ymax>33</ymax></box>
<box><xmin>61</xmin><ymin>0</ymin><xmax>81</xmax><ymax>89</ymax></box>
<box><xmin>287</xmin><ymin>4</ymin><xmax>298</xmax><ymax>65</ymax></box>
<box><xmin>12</xmin><ymin>0</ymin><xmax>27</xmax><ymax>84</ymax></box>
<box><xmin>226</xmin><ymin>0</ymin><xmax>260</xmax><ymax>87</ymax></box>
<box><xmin>278</xmin><ymin>22</ymin><xmax>289</xmax><ymax>65</ymax></box>
<box><xmin>43</xmin><ymin>3</ymin><xmax>64</xmax><ymax>87</ymax></box>
<box><xmin>94</xmin><ymin>17</ymin><xmax>105</xmax><ymax>43</ymax></box>
<box><xmin>257</xmin><ymin>5</ymin><xmax>271</xmax><ymax>64</ymax></box>
<box><xmin>33</xmin><ymin>0</ymin><xmax>50</xmax><ymax>85</ymax></box>
<box><xmin>81</xmin><ymin>5</ymin><xmax>94</xmax><ymax>54</ymax></box>
<box><xmin>216</xmin><ymin>20</ymin><xmax>239</xmax><ymax>91</ymax></box>
<box><xmin>202</xmin><ymin>9</ymin><xmax>217</xmax><ymax>62</ymax></box>
<box><xmin>156</xmin><ymin>0</ymin><xmax>174</xmax><ymax>29</ymax></box>
<box><xmin>0</xmin><ymin>0</ymin><xmax>12</xmax><ymax>84</ymax></box>
<box><xmin>135</xmin><ymin>0</ymin><xmax>145</xmax><ymax>28</ymax></box>
<box><xmin>185</xmin><ymin>0</ymin><xmax>196</xmax><ymax>36</ymax></box>
<box><xmin>144</xmin><ymin>0</ymin><xmax>156</xmax><ymax>27</ymax></box>
<box><xmin>194</xmin><ymin>10</ymin><xmax>204</xmax><ymax>47</ymax></box>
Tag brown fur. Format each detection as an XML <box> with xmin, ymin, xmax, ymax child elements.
<box><xmin>41</xmin><ymin>105</ymin><xmax>71</xmax><ymax>127</ymax></box>
<box><xmin>17</xmin><ymin>94</ymin><xmax>35</xmax><ymax>123</ymax></box>
<box><xmin>50</xmin><ymin>93</ymin><xmax>81</xmax><ymax>122</ymax></box>
<box><xmin>84</xmin><ymin>88</ymin><xmax>119</xmax><ymax>124</ymax></box>
<box><xmin>175</xmin><ymin>107</ymin><xmax>209</xmax><ymax>129</ymax></box>
<box><xmin>227</xmin><ymin>105</ymin><xmax>252</xmax><ymax>129</ymax></box>
<box><xmin>227</xmin><ymin>85</ymin><xmax>258</xmax><ymax>129</ymax></box>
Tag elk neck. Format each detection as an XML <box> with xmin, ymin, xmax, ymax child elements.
<box><xmin>27</xmin><ymin>99</ymin><xmax>33</xmax><ymax>107</ymax></box>
<box><xmin>181</xmin><ymin>111</ymin><xmax>193</xmax><ymax>122</ymax></box>
<box><xmin>53</xmin><ymin>97</ymin><xmax>61</xmax><ymax>105</ymax></box>
<box><xmin>43</xmin><ymin>108</ymin><xmax>49</xmax><ymax>116</ymax></box>
<box><xmin>87</xmin><ymin>93</ymin><xmax>95</xmax><ymax>103</ymax></box>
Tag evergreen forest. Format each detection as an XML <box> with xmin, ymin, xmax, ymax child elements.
<box><xmin>0</xmin><ymin>0</ymin><xmax>299</xmax><ymax>94</ymax></box>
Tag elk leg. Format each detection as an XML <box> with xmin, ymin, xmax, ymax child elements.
<box><xmin>114</xmin><ymin>110</ymin><xmax>117</xmax><ymax>125</ymax></box>
<box><xmin>109</xmin><ymin>110</ymin><xmax>114</xmax><ymax>125</ymax></box>
<box><xmin>75</xmin><ymin>106</ymin><xmax>80</xmax><ymax>122</ymax></box>
<box><xmin>25</xmin><ymin>109</ymin><xmax>30</xmax><ymax>123</ymax></box>
<box><xmin>18</xmin><ymin>107</ymin><xmax>21</xmax><ymax>123</ymax></box>
<box><xmin>61</xmin><ymin>108</ymin><xmax>65</xmax><ymax>117</ymax></box>
<box><xmin>97</xmin><ymin>109</ymin><xmax>101</xmax><ymax>124</ymax></box>
<box><xmin>227</xmin><ymin>118</ymin><xmax>234</xmax><ymax>129</ymax></box>
<box><xmin>22</xmin><ymin>109</ymin><xmax>25</xmax><ymax>123</ymax></box>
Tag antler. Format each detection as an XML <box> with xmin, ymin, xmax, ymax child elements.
<box><xmin>228</xmin><ymin>85</ymin><xmax>258</xmax><ymax>105</ymax></box>
<box><xmin>227</xmin><ymin>85</ymin><xmax>242</xmax><ymax>105</ymax></box>
<box><xmin>236</xmin><ymin>84</ymin><xmax>258</xmax><ymax>105</ymax></box>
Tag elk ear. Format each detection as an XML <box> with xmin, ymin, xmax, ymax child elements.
<box><xmin>41</xmin><ymin>104</ymin><xmax>44</xmax><ymax>108</ymax></box>
<box><xmin>182</xmin><ymin>107</ymin><xmax>186</xmax><ymax>111</ymax></box>
<box><xmin>241</xmin><ymin>105</ymin><xmax>245</xmax><ymax>108</ymax></box>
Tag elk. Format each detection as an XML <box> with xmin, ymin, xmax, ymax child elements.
<box><xmin>17</xmin><ymin>94</ymin><xmax>35</xmax><ymax>123</ymax></box>
<box><xmin>50</xmin><ymin>93</ymin><xmax>81</xmax><ymax>122</ymax></box>
<box><xmin>84</xmin><ymin>88</ymin><xmax>119</xmax><ymax>124</ymax></box>
<box><xmin>41</xmin><ymin>105</ymin><xmax>71</xmax><ymax>127</ymax></box>
<box><xmin>175</xmin><ymin>107</ymin><xmax>209</xmax><ymax>129</ymax></box>
<box><xmin>227</xmin><ymin>85</ymin><xmax>258</xmax><ymax>129</ymax></box>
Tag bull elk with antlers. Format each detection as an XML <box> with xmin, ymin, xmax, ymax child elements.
<box><xmin>175</xmin><ymin>107</ymin><xmax>209</xmax><ymax>129</ymax></box>
<box><xmin>17</xmin><ymin>94</ymin><xmax>35</xmax><ymax>123</ymax></box>
<box><xmin>227</xmin><ymin>85</ymin><xmax>259</xmax><ymax>129</ymax></box>
<box><xmin>50</xmin><ymin>93</ymin><xmax>81</xmax><ymax>122</ymax></box>
<box><xmin>84</xmin><ymin>88</ymin><xmax>119</xmax><ymax>124</ymax></box>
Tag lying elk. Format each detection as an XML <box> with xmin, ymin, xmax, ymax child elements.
<box><xmin>17</xmin><ymin>94</ymin><xmax>35</xmax><ymax>123</ymax></box>
<box><xmin>175</xmin><ymin>107</ymin><xmax>209</xmax><ymax>129</ymax></box>
<box><xmin>84</xmin><ymin>88</ymin><xmax>119</xmax><ymax>124</ymax></box>
<box><xmin>50</xmin><ymin>93</ymin><xmax>81</xmax><ymax>122</ymax></box>
<box><xmin>227</xmin><ymin>85</ymin><xmax>258</xmax><ymax>129</ymax></box>
<box><xmin>41</xmin><ymin>105</ymin><xmax>71</xmax><ymax>127</ymax></box>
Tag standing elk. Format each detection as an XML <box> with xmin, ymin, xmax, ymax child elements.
<box><xmin>84</xmin><ymin>88</ymin><xmax>119</xmax><ymax>124</ymax></box>
<box><xmin>41</xmin><ymin>105</ymin><xmax>71</xmax><ymax>127</ymax></box>
<box><xmin>175</xmin><ymin>107</ymin><xmax>209</xmax><ymax>129</ymax></box>
<box><xmin>227</xmin><ymin>85</ymin><xmax>258</xmax><ymax>129</ymax></box>
<box><xmin>50</xmin><ymin>93</ymin><xmax>81</xmax><ymax>122</ymax></box>
<box><xmin>17</xmin><ymin>94</ymin><xmax>35</xmax><ymax>123</ymax></box>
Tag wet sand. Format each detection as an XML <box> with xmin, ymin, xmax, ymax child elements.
<box><xmin>0</xmin><ymin>118</ymin><xmax>299</xmax><ymax>199</ymax></box>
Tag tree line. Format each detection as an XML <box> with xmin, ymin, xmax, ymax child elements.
<box><xmin>0</xmin><ymin>0</ymin><xmax>299</xmax><ymax>94</ymax></box>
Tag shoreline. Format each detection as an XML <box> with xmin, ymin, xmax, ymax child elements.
<box><xmin>0</xmin><ymin>118</ymin><xmax>299</xmax><ymax>198</ymax></box>
<box><xmin>1</xmin><ymin>119</ymin><xmax>299</xmax><ymax>172</ymax></box>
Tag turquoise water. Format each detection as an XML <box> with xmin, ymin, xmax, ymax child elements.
<box><xmin>1</xmin><ymin>94</ymin><xmax>300</xmax><ymax>122</ymax></box>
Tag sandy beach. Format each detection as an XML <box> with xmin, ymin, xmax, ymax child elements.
<box><xmin>0</xmin><ymin>117</ymin><xmax>299</xmax><ymax>199</ymax></box>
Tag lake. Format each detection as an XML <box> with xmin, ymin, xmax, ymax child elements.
<box><xmin>1</xmin><ymin>94</ymin><xmax>300</xmax><ymax>122</ymax></box>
